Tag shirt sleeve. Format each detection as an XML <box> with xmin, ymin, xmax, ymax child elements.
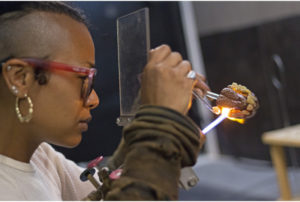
<box><xmin>105</xmin><ymin>105</ymin><xmax>201</xmax><ymax>200</ymax></box>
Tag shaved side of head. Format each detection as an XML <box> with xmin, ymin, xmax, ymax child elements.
<box><xmin>0</xmin><ymin>2</ymin><xmax>88</xmax><ymax>73</ymax></box>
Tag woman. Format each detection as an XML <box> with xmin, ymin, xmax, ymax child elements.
<box><xmin>0</xmin><ymin>2</ymin><xmax>208</xmax><ymax>200</ymax></box>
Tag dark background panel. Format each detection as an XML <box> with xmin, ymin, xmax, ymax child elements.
<box><xmin>200</xmin><ymin>27</ymin><xmax>271</xmax><ymax>160</ymax></box>
<box><xmin>201</xmin><ymin>16</ymin><xmax>300</xmax><ymax>161</ymax></box>
<box><xmin>258</xmin><ymin>16</ymin><xmax>300</xmax><ymax>127</ymax></box>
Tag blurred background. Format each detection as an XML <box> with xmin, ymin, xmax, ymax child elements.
<box><xmin>54</xmin><ymin>1</ymin><xmax>300</xmax><ymax>200</ymax></box>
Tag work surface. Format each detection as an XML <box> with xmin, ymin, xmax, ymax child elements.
<box><xmin>262</xmin><ymin>124</ymin><xmax>300</xmax><ymax>147</ymax></box>
<box><xmin>179</xmin><ymin>155</ymin><xmax>300</xmax><ymax>201</ymax></box>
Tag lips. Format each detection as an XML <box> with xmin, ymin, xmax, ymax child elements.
<box><xmin>79</xmin><ymin>117</ymin><xmax>92</xmax><ymax>132</ymax></box>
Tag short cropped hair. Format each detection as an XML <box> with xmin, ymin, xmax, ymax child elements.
<box><xmin>0</xmin><ymin>2</ymin><xmax>88</xmax><ymax>75</ymax></box>
<box><xmin>0</xmin><ymin>2</ymin><xmax>87</xmax><ymax>25</ymax></box>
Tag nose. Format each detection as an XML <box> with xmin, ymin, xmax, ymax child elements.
<box><xmin>85</xmin><ymin>89</ymin><xmax>99</xmax><ymax>109</ymax></box>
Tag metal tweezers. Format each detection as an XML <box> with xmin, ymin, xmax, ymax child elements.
<box><xmin>192</xmin><ymin>90</ymin><xmax>220</xmax><ymax>114</ymax></box>
<box><xmin>206</xmin><ymin>91</ymin><xmax>219</xmax><ymax>100</ymax></box>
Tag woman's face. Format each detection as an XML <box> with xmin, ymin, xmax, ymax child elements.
<box><xmin>28</xmin><ymin>13</ymin><xmax>99</xmax><ymax>148</ymax></box>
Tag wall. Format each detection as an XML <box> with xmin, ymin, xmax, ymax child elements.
<box><xmin>193</xmin><ymin>1</ymin><xmax>300</xmax><ymax>37</ymax></box>
<box><xmin>194</xmin><ymin>2</ymin><xmax>300</xmax><ymax>161</ymax></box>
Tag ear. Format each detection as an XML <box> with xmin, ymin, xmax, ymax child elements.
<box><xmin>2</xmin><ymin>58</ymin><xmax>35</xmax><ymax>98</ymax></box>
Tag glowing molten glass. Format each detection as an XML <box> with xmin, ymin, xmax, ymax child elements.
<box><xmin>224</xmin><ymin>107</ymin><xmax>245</xmax><ymax>124</ymax></box>
<box><xmin>221</xmin><ymin>107</ymin><xmax>231</xmax><ymax>117</ymax></box>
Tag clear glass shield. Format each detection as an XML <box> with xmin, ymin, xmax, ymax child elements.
<box><xmin>116</xmin><ymin>8</ymin><xmax>150</xmax><ymax>126</ymax></box>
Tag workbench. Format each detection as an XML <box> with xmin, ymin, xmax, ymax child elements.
<box><xmin>262</xmin><ymin>124</ymin><xmax>300</xmax><ymax>200</ymax></box>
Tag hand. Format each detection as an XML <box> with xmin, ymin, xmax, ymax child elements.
<box><xmin>141</xmin><ymin>44</ymin><xmax>195</xmax><ymax>114</ymax></box>
<box><xmin>193</xmin><ymin>73</ymin><xmax>211</xmax><ymax>98</ymax></box>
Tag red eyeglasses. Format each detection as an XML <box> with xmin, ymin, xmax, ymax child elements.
<box><xmin>21</xmin><ymin>58</ymin><xmax>97</xmax><ymax>104</ymax></box>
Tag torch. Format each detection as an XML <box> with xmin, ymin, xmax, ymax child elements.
<box><xmin>202</xmin><ymin>116</ymin><xmax>226</xmax><ymax>134</ymax></box>
<box><xmin>202</xmin><ymin>107</ymin><xmax>245</xmax><ymax>135</ymax></box>
<box><xmin>202</xmin><ymin>108</ymin><xmax>230</xmax><ymax>135</ymax></box>
<box><xmin>191</xmin><ymin>86</ymin><xmax>250</xmax><ymax>135</ymax></box>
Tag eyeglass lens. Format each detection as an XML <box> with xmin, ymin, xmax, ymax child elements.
<box><xmin>82</xmin><ymin>74</ymin><xmax>95</xmax><ymax>103</ymax></box>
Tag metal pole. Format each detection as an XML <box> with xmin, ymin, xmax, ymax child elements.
<box><xmin>179</xmin><ymin>1</ymin><xmax>220</xmax><ymax>158</ymax></box>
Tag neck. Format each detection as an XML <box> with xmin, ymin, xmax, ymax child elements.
<box><xmin>0</xmin><ymin>101</ymin><xmax>40</xmax><ymax>163</ymax></box>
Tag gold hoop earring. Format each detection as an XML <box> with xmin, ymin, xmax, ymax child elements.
<box><xmin>15</xmin><ymin>94</ymin><xmax>33</xmax><ymax>123</ymax></box>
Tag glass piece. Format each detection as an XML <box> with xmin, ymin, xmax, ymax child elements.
<box><xmin>116</xmin><ymin>8</ymin><xmax>150</xmax><ymax>126</ymax></box>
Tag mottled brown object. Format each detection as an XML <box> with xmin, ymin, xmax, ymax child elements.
<box><xmin>216</xmin><ymin>88</ymin><xmax>247</xmax><ymax>109</ymax></box>
<box><xmin>216</xmin><ymin>82</ymin><xmax>259</xmax><ymax>119</ymax></box>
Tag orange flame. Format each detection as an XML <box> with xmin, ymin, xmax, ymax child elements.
<box><xmin>227</xmin><ymin>115</ymin><xmax>245</xmax><ymax>124</ymax></box>
<box><xmin>213</xmin><ymin>106</ymin><xmax>245</xmax><ymax>124</ymax></box>
<box><xmin>221</xmin><ymin>107</ymin><xmax>231</xmax><ymax>117</ymax></box>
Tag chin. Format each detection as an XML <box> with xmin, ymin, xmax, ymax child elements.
<box><xmin>66</xmin><ymin>135</ymin><xmax>82</xmax><ymax>148</ymax></box>
<box><xmin>53</xmin><ymin>133</ymin><xmax>83</xmax><ymax>148</ymax></box>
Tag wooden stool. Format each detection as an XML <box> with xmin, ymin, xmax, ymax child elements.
<box><xmin>262</xmin><ymin>124</ymin><xmax>300</xmax><ymax>200</ymax></box>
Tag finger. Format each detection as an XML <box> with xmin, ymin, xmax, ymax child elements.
<box><xmin>194</xmin><ymin>80</ymin><xmax>211</xmax><ymax>93</ymax></box>
<box><xmin>196</xmin><ymin>73</ymin><xmax>206</xmax><ymax>83</ymax></box>
<box><xmin>175</xmin><ymin>60</ymin><xmax>192</xmax><ymax>76</ymax></box>
<box><xmin>193</xmin><ymin>88</ymin><xmax>204</xmax><ymax>98</ymax></box>
<box><xmin>148</xmin><ymin>44</ymin><xmax>172</xmax><ymax>64</ymax></box>
<box><xmin>194</xmin><ymin>74</ymin><xmax>211</xmax><ymax>93</ymax></box>
<box><xmin>157</xmin><ymin>51</ymin><xmax>183</xmax><ymax>68</ymax></box>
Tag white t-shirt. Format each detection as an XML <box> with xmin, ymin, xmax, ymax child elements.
<box><xmin>0</xmin><ymin>142</ymin><xmax>95</xmax><ymax>200</ymax></box>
